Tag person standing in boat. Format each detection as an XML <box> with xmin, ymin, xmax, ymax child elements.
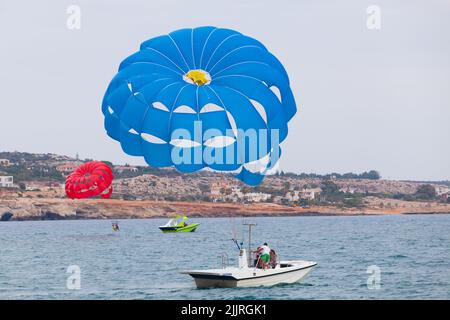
<box><xmin>256</xmin><ymin>243</ymin><xmax>271</xmax><ymax>270</ymax></box>
<box><xmin>269</xmin><ymin>249</ymin><xmax>278</xmax><ymax>269</ymax></box>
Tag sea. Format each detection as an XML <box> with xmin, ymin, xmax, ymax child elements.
<box><xmin>0</xmin><ymin>214</ymin><xmax>449</xmax><ymax>299</ymax></box>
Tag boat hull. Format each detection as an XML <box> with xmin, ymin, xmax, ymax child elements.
<box><xmin>192</xmin><ymin>275</ymin><xmax>238</xmax><ymax>288</ymax></box>
<box><xmin>184</xmin><ymin>261</ymin><xmax>317</xmax><ymax>288</ymax></box>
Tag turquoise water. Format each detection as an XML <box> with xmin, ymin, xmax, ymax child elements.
<box><xmin>0</xmin><ymin>215</ymin><xmax>449</xmax><ymax>299</ymax></box>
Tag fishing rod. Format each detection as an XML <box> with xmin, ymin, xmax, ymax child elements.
<box><xmin>230</xmin><ymin>217</ymin><xmax>244</xmax><ymax>250</ymax></box>
<box><xmin>232</xmin><ymin>238</ymin><xmax>243</xmax><ymax>250</ymax></box>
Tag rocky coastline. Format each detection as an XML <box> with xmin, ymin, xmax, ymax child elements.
<box><xmin>1</xmin><ymin>197</ymin><xmax>450</xmax><ymax>221</ymax></box>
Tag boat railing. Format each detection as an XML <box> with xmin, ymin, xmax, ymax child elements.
<box><xmin>221</xmin><ymin>253</ymin><xmax>229</xmax><ymax>269</ymax></box>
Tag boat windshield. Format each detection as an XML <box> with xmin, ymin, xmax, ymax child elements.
<box><xmin>162</xmin><ymin>215</ymin><xmax>188</xmax><ymax>227</ymax></box>
<box><xmin>162</xmin><ymin>219</ymin><xmax>178</xmax><ymax>227</ymax></box>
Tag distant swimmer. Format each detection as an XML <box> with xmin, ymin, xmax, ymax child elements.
<box><xmin>112</xmin><ymin>222</ymin><xmax>120</xmax><ymax>232</ymax></box>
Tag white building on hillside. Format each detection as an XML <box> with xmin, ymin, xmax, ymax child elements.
<box><xmin>339</xmin><ymin>186</ymin><xmax>356</xmax><ymax>194</ymax></box>
<box><xmin>0</xmin><ymin>159</ymin><xmax>11</xmax><ymax>167</ymax></box>
<box><xmin>210</xmin><ymin>182</ymin><xmax>244</xmax><ymax>202</ymax></box>
<box><xmin>244</xmin><ymin>192</ymin><xmax>271</xmax><ymax>202</ymax></box>
<box><xmin>435</xmin><ymin>185</ymin><xmax>450</xmax><ymax>196</ymax></box>
<box><xmin>114</xmin><ymin>166</ymin><xmax>138</xmax><ymax>173</ymax></box>
<box><xmin>228</xmin><ymin>186</ymin><xmax>244</xmax><ymax>201</ymax></box>
<box><xmin>300</xmin><ymin>188</ymin><xmax>322</xmax><ymax>200</ymax></box>
<box><xmin>284</xmin><ymin>188</ymin><xmax>322</xmax><ymax>202</ymax></box>
<box><xmin>56</xmin><ymin>162</ymin><xmax>82</xmax><ymax>174</ymax></box>
<box><xmin>285</xmin><ymin>190</ymin><xmax>300</xmax><ymax>202</ymax></box>
<box><xmin>0</xmin><ymin>176</ymin><xmax>14</xmax><ymax>188</ymax></box>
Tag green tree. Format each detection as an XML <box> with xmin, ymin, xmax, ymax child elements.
<box><xmin>320</xmin><ymin>180</ymin><xmax>339</xmax><ymax>195</ymax></box>
<box><xmin>101</xmin><ymin>160</ymin><xmax>114</xmax><ymax>168</ymax></box>
<box><xmin>415</xmin><ymin>184</ymin><xmax>436</xmax><ymax>200</ymax></box>
<box><xmin>198</xmin><ymin>183</ymin><xmax>211</xmax><ymax>194</ymax></box>
<box><xmin>367</xmin><ymin>170</ymin><xmax>381</xmax><ymax>180</ymax></box>
<box><xmin>343</xmin><ymin>197</ymin><xmax>363</xmax><ymax>208</ymax></box>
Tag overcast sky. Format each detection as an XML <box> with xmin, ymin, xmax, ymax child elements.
<box><xmin>1</xmin><ymin>0</ymin><xmax>449</xmax><ymax>180</ymax></box>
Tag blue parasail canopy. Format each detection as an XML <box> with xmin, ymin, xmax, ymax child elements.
<box><xmin>102</xmin><ymin>26</ymin><xmax>297</xmax><ymax>185</ymax></box>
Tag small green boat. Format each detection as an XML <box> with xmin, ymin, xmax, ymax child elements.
<box><xmin>159</xmin><ymin>215</ymin><xmax>200</xmax><ymax>233</ymax></box>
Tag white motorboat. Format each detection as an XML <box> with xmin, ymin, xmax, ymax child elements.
<box><xmin>182</xmin><ymin>223</ymin><xmax>317</xmax><ymax>288</ymax></box>
<box><xmin>182</xmin><ymin>249</ymin><xmax>316</xmax><ymax>288</ymax></box>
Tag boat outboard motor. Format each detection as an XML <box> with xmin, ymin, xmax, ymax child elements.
<box><xmin>239</xmin><ymin>249</ymin><xmax>249</xmax><ymax>269</ymax></box>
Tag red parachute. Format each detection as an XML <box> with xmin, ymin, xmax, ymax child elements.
<box><xmin>65</xmin><ymin>161</ymin><xmax>113</xmax><ymax>199</ymax></box>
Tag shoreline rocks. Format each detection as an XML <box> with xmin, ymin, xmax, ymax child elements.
<box><xmin>1</xmin><ymin>197</ymin><xmax>449</xmax><ymax>221</ymax></box>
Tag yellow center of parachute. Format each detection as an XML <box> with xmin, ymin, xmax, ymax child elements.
<box><xmin>185</xmin><ymin>69</ymin><xmax>210</xmax><ymax>86</ymax></box>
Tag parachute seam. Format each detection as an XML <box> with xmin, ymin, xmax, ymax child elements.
<box><xmin>138</xmin><ymin>80</ymin><xmax>182</xmax><ymax>136</ymax></box>
<box><xmin>105</xmin><ymin>70</ymin><xmax>177</xmax><ymax>104</ymax></box>
<box><xmin>212</xmin><ymin>61</ymin><xmax>271</xmax><ymax>77</ymax></box>
<box><xmin>220</xmin><ymin>85</ymin><xmax>269</xmax><ymax>131</ymax></box>
<box><xmin>208</xmin><ymin>45</ymin><xmax>262</xmax><ymax>74</ymax></box>
<box><xmin>167</xmin><ymin>34</ymin><xmax>191</xmax><ymax>71</ymax></box>
<box><xmin>124</xmin><ymin>54</ymin><xmax>183</xmax><ymax>76</ymax></box>
<box><xmin>141</xmin><ymin>47</ymin><xmax>187</xmax><ymax>74</ymax></box>
<box><xmin>212</xmin><ymin>74</ymin><xmax>284</xmax><ymax>117</ymax></box>
<box><xmin>221</xmin><ymin>85</ymin><xmax>271</xmax><ymax>164</ymax></box>
<box><xmin>120</xmin><ymin>80</ymin><xmax>177</xmax><ymax>141</ymax></box>
<box><xmin>167</xmin><ymin>84</ymin><xmax>190</xmax><ymax>140</ymax></box>
<box><xmin>199</xmin><ymin>28</ymin><xmax>218</xmax><ymax>68</ymax></box>
<box><xmin>204</xmin><ymin>34</ymin><xmax>240</xmax><ymax>70</ymax></box>
<box><xmin>137</xmin><ymin>81</ymin><xmax>185</xmax><ymax>163</ymax></box>
<box><xmin>213</xmin><ymin>74</ymin><xmax>285</xmax><ymax>107</ymax></box>
<box><xmin>109</xmin><ymin>77</ymin><xmax>173</xmax><ymax>118</ymax></box>
<box><xmin>191</xmin><ymin>29</ymin><xmax>196</xmax><ymax>69</ymax></box>
<box><xmin>206</xmin><ymin>86</ymin><xmax>245</xmax><ymax>166</ymax></box>
<box><xmin>196</xmin><ymin>86</ymin><xmax>204</xmax><ymax>167</ymax></box>
<box><xmin>122</xmin><ymin>79</ymin><xmax>178</xmax><ymax>140</ymax></box>
<box><xmin>165</xmin><ymin>84</ymin><xmax>191</xmax><ymax>168</ymax></box>
<box><xmin>123</xmin><ymin>62</ymin><xmax>182</xmax><ymax>77</ymax></box>
<box><xmin>213</xmin><ymin>74</ymin><xmax>266</xmax><ymax>84</ymax></box>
